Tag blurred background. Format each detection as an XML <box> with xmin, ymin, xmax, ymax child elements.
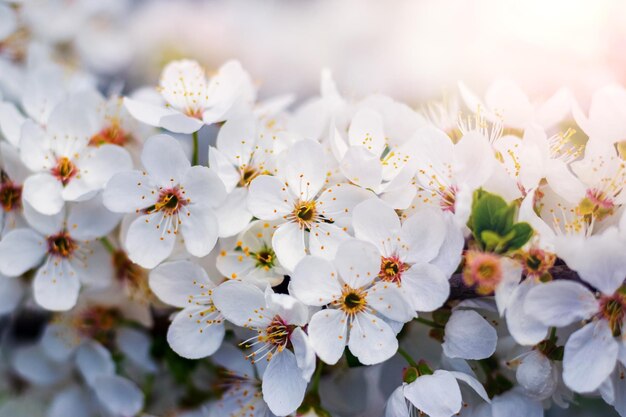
<box><xmin>10</xmin><ymin>0</ymin><xmax>626</xmax><ymax>105</ymax></box>
<box><xmin>116</xmin><ymin>0</ymin><xmax>626</xmax><ymax>104</ymax></box>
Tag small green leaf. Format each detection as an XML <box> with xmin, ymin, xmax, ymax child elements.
<box><xmin>470</xmin><ymin>192</ymin><xmax>508</xmax><ymax>247</ymax></box>
<box><xmin>480</xmin><ymin>230</ymin><xmax>505</xmax><ymax>252</ymax></box>
<box><xmin>507</xmin><ymin>222</ymin><xmax>534</xmax><ymax>250</ymax></box>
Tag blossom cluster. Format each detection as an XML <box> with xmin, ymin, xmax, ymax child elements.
<box><xmin>1</xmin><ymin>4</ymin><xmax>626</xmax><ymax>417</ymax></box>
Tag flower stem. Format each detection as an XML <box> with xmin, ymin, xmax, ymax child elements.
<box><xmin>397</xmin><ymin>347</ymin><xmax>418</xmax><ymax>368</ymax></box>
<box><xmin>414</xmin><ymin>317</ymin><xmax>444</xmax><ymax>328</ymax></box>
<box><xmin>100</xmin><ymin>237</ymin><xmax>116</xmax><ymax>254</ymax></box>
<box><xmin>548</xmin><ymin>327</ymin><xmax>557</xmax><ymax>343</ymax></box>
<box><xmin>192</xmin><ymin>131</ymin><xmax>199</xmax><ymax>165</ymax></box>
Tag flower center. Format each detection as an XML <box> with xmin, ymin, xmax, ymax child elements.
<box><xmin>378</xmin><ymin>256</ymin><xmax>408</xmax><ymax>283</ymax></box>
<box><xmin>47</xmin><ymin>232</ymin><xmax>77</xmax><ymax>258</ymax></box>
<box><xmin>599</xmin><ymin>290</ymin><xmax>626</xmax><ymax>337</ymax></box>
<box><xmin>253</xmin><ymin>246</ymin><xmax>276</xmax><ymax>271</ymax></box>
<box><xmin>113</xmin><ymin>250</ymin><xmax>149</xmax><ymax>298</ymax></box>
<box><xmin>463</xmin><ymin>251</ymin><xmax>503</xmax><ymax>295</ymax></box>
<box><xmin>522</xmin><ymin>247</ymin><xmax>556</xmax><ymax>280</ymax></box>
<box><xmin>89</xmin><ymin>124</ymin><xmax>131</xmax><ymax>147</ymax></box>
<box><xmin>51</xmin><ymin>157</ymin><xmax>77</xmax><ymax>185</ymax></box>
<box><xmin>262</xmin><ymin>316</ymin><xmax>292</xmax><ymax>348</ymax></box>
<box><xmin>145</xmin><ymin>187</ymin><xmax>188</xmax><ymax>215</ymax></box>
<box><xmin>292</xmin><ymin>200</ymin><xmax>317</xmax><ymax>228</ymax></box>
<box><xmin>238</xmin><ymin>165</ymin><xmax>262</xmax><ymax>187</ymax></box>
<box><xmin>577</xmin><ymin>189</ymin><xmax>615</xmax><ymax>221</ymax></box>
<box><xmin>440</xmin><ymin>185</ymin><xmax>458</xmax><ymax>213</ymax></box>
<box><xmin>336</xmin><ymin>285</ymin><xmax>368</xmax><ymax>315</ymax></box>
<box><xmin>74</xmin><ymin>306</ymin><xmax>120</xmax><ymax>343</ymax></box>
<box><xmin>0</xmin><ymin>174</ymin><xmax>22</xmax><ymax>212</ymax></box>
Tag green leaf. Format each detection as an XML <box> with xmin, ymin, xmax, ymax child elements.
<box><xmin>470</xmin><ymin>192</ymin><xmax>508</xmax><ymax>247</ymax></box>
<box><xmin>480</xmin><ymin>230</ymin><xmax>505</xmax><ymax>252</ymax></box>
<box><xmin>507</xmin><ymin>222</ymin><xmax>534</xmax><ymax>250</ymax></box>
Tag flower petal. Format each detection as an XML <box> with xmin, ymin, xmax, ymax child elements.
<box><xmin>149</xmin><ymin>260</ymin><xmax>213</xmax><ymax>308</ymax></box>
<box><xmin>335</xmin><ymin>239</ymin><xmax>380</xmax><ymax>289</ymax></box>
<box><xmin>248</xmin><ymin>175</ymin><xmax>293</xmax><ymax>220</ymax></box>
<box><xmin>181</xmin><ymin>205</ymin><xmax>219</xmax><ymax>258</ymax></box>
<box><xmin>33</xmin><ymin>259</ymin><xmax>80</xmax><ymax>311</ymax></box>
<box><xmin>443</xmin><ymin>309</ymin><xmax>497</xmax><ymax>360</ymax></box>
<box><xmin>404</xmin><ymin>370</ymin><xmax>462</xmax><ymax>417</ymax></box>
<box><xmin>262</xmin><ymin>349</ymin><xmax>308</xmax><ymax>416</ymax></box>
<box><xmin>563</xmin><ymin>320</ymin><xmax>619</xmax><ymax>393</ymax></box>
<box><xmin>348</xmin><ymin>311</ymin><xmax>397</xmax><ymax>365</ymax></box>
<box><xmin>126</xmin><ymin>213</ymin><xmax>176</xmax><ymax>268</ymax></box>
<box><xmin>290</xmin><ymin>255</ymin><xmax>342</xmax><ymax>306</ymax></box>
<box><xmin>272</xmin><ymin>221</ymin><xmax>306</xmax><ymax>272</ymax></box>
<box><xmin>22</xmin><ymin>173</ymin><xmax>64</xmax><ymax>215</ymax></box>
<box><xmin>524</xmin><ymin>280</ymin><xmax>598</xmax><ymax>327</ymax></box>
<box><xmin>213</xmin><ymin>280</ymin><xmax>271</xmax><ymax>327</ymax></box>
<box><xmin>352</xmin><ymin>198</ymin><xmax>400</xmax><ymax>256</ymax></box>
<box><xmin>102</xmin><ymin>170</ymin><xmax>158</xmax><ymax>213</ymax></box>
<box><xmin>167</xmin><ymin>307</ymin><xmax>225</xmax><ymax>359</ymax></box>
<box><xmin>141</xmin><ymin>134</ymin><xmax>190</xmax><ymax>186</ymax></box>
<box><xmin>0</xmin><ymin>228</ymin><xmax>46</xmax><ymax>276</ymax></box>
<box><xmin>308</xmin><ymin>309</ymin><xmax>348</xmax><ymax>365</ymax></box>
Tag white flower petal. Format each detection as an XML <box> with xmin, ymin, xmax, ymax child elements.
<box><xmin>93</xmin><ymin>375</ymin><xmax>144</xmax><ymax>417</ymax></box>
<box><xmin>404</xmin><ymin>370</ymin><xmax>462</xmax><ymax>417</ymax></box>
<box><xmin>182</xmin><ymin>165</ymin><xmax>227</xmax><ymax>209</ymax></box>
<box><xmin>348</xmin><ymin>311</ymin><xmax>397</xmax><ymax>365</ymax></box>
<box><xmin>213</xmin><ymin>280</ymin><xmax>270</xmax><ymax>327</ymax></box>
<box><xmin>308</xmin><ymin>309</ymin><xmax>348</xmax><ymax>365</ymax></box>
<box><xmin>160</xmin><ymin>112</ymin><xmax>204</xmax><ymax>134</ymax></box>
<box><xmin>33</xmin><ymin>259</ymin><xmax>80</xmax><ymax>311</ymax></box>
<box><xmin>524</xmin><ymin>280</ymin><xmax>598</xmax><ymax>327</ymax></box>
<box><xmin>491</xmin><ymin>389</ymin><xmax>543</xmax><ymax>417</ymax></box>
<box><xmin>48</xmin><ymin>386</ymin><xmax>94</xmax><ymax>417</ymax></box>
<box><xmin>262</xmin><ymin>349</ymin><xmax>308</xmax><ymax>416</ymax></box>
<box><xmin>40</xmin><ymin>323</ymin><xmax>77</xmax><ymax>362</ymax></box>
<box><xmin>141</xmin><ymin>134</ymin><xmax>190</xmax><ymax>186</ymax></box>
<box><xmin>76</xmin><ymin>341</ymin><xmax>115</xmax><ymax>386</ymax></box>
<box><xmin>308</xmin><ymin>222</ymin><xmax>350</xmax><ymax>262</ymax></box>
<box><xmin>516</xmin><ymin>350</ymin><xmax>558</xmax><ymax>400</ymax></box>
<box><xmin>563</xmin><ymin>320</ymin><xmax>619</xmax><ymax>393</ymax></box>
<box><xmin>149</xmin><ymin>260</ymin><xmax>213</xmax><ymax>308</ymax></box>
<box><xmin>281</xmin><ymin>139</ymin><xmax>326</xmax><ymax>200</ymax></box>
<box><xmin>181</xmin><ymin>205</ymin><xmax>219</xmax><ymax>257</ymax></box>
<box><xmin>248</xmin><ymin>175</ymin><xmax>293</xmax><ymax>220</ymax></box>
<box><xmin>290</xmin><ymin>256</ymin><xmax>342</xmax><ymax>306</ymax></box>
<box><xmin>67</xmin><ymin>195</ymin><xmax>121</xmax><ymax>240</ymax></box>
<box><xmin>335</xmin><ymin>239</ymin><xmax>380</xmax><ymax>289</ymax></box>
<box><xmin>214</xmin><ymin>188</ymin><xmax>253</xmax><ymax>237</ymax></box>
<box><xmin>272</xmin><ymin>222</ymin><xmax>306</xmax><ymax>272</ymax></box>
<box><xmin>348</xmin><ymin>108</ymin><xmax>385</xmax><ymax>156</ymax></box>
<box><xmin>0</xmin><ymin>101</ymin><xmax>25</xmax><ymax>147</ymax></box>
<box><xmin>103</xmin><ymin>170</ymin><xmax>158</xmax><ymax>213</ymax></box>
<box><xmin>368</xmin><ymin>282</ymin><xmax>415</xmax><ymax>323</ymax></box>
<box><xmin>352</xmin><ymin>198</ymin><xmax>400</xmax><ymax>255</ymax></box>
<box><xmin>290</xmin><ymin>327</ymin><xmax>316</xmax><ymax>381</ymax></box>
<box><xmin>12</xmin><ymin>345</ymin><xmax>68</xmax><ymax>386</ymax></box>
<box><xmin>385</xmin><ymin>386</ymin><xmax>410</xmax><ymax>417</ymax></box>
<box><xmin>399</xmin><ymin>207</ymin><xmax>446</xmax><ymax>264</ymax></box>
<box><xmin>340</xmin><ymin>147</ymin><xmax>383</xmax><ymax>189</ymax></box>
<box><xmin>443</xmin><ymin>309</ymin><xmax>497</xmax><ymax>360</ymax></box>
<box><xmin>0</xmin><ymin>228</ymin><xmax>46</xmax><ymax>276</ymax></box>
<box><xmin>22</xmin><ymin>173</ymin><xmax>64</xmax><ymax>215</ymax></box>
<box><xmin>505</xmin><ymin>280</ymin><xmax>549</xmax><ymax>346</ymax></box>
<box><xmin>126</xmin><ymin>213</ymin><xmax>176</xmax><ymax>269</ymax></box>
<box><xmin>123</xmin><ymin>96</ymin><xmax>177</xmax><ymax>128</ymax></box>
<box><xmin>400</xmin><ymin>264</ymin><xmax>449</xmax><ymax>314</ymax></box>
<box><xmin>167</xmin><ymin>307</ymin><xmax>225</xmax><ymax>359</ymax></box>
